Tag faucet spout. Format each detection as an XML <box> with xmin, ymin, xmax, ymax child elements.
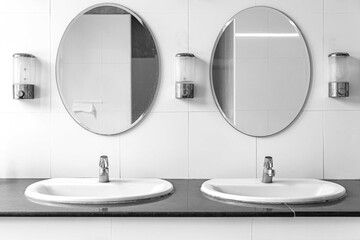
<box><xmin>262</xmin><ymin>156</ymin><xmax>275</xmax><ymax>183</ymax></box>
<box><xmin>99</xmin><ymin>155</ymin><xmax>109</xmax><ymax>183</ymax></box>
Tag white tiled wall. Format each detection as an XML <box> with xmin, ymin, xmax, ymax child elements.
<box><xmin>252</xmin><ymin>217</ymin><xmax>360</xmax><ymax>240</ymax></box>
<box><xmin>1</xmin><ymin>0</ymin><xmax>360</xmax><ymax>179</ymax></box>
<box><xmin>112</xmin><ymin>218</ymin><xmax>251</xmax><ymax>240</ymax></box>
<box><xmin>0</xmin><ymin>217</ymin><xmax>251</xmax><ymax>240</ymax></box>
<box><xmin>3</xmin><ymin>217</ymin><xmax>360</xmax><ymax>239</ymax></box>
<box><xmin>0</xmin><ymin>217</ymin><xmax>112</xmax><ymax>240</ymax></box>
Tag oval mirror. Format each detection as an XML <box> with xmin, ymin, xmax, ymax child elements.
<box><xmin>56</xmin><ymin>4</ymin><xmax>159</xmax><ymax>135</ymax></box>
<box><xmin>211</xmin><ymin>7</ymin><xmax>311</xmax><ymax>137</ymax></box>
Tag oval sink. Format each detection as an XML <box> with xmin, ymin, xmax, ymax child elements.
<box><xmin>201</xmin><ymin>178</ymin><xmax>346</xmax><ymax>204</ymax></box>
<box><xmin>25</xmin><ymin>178</ymin><xmax>173</xmax><ymax>205</ymax></box>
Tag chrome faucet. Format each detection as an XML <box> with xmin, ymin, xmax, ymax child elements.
<box><xmin>262</xmin><ymin>156</ymin><xmax>275</xmax><ymax>183</ymax></box>
<box><xmin>99</xmin><ymin>155</ymin><xmax>109</xmax><ymax>183</ymax></box>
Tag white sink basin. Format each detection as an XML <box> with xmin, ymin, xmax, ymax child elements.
<box><xmin>201</xmin><ymin>178</ymin><xmax>346</xmax><ymax>204</ymax></box>
<box><xmin>25</xmin><ymin>178</ymin><xmax>173</xmax><ymax>205</ymax></box>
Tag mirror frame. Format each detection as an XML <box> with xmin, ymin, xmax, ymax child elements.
<box><xmin>209</xmin><ymin>6</ymin><xmax>312</xmax><ymax>137</ymax></box>
<box><xmin>55</xmin><ymin>3</ymin><xmax>161</xmax><ymax>135</ymax></box>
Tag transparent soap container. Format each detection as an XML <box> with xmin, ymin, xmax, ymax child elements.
<box><xmin>328</xmin><ymin>52</ymin><xmax>349</xmax><ymax>98</ymax></box>
<box><xmin>13</xmin><ymin>53</ymin><xmax>36</xmax><ymax>99</ymax></box>
<box><xmin>175</xmin><ymin>53</ymin><xmax>195</xmax><ymax>99</ymax></box>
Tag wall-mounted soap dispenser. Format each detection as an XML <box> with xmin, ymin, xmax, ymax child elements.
<box><xmin>328</xmin><ymin>52</ymin><xmax>350</xmax><ymax>98</ymax></box>
<box><xmin>13</xmin><ymin>53</ymin><xmax>36</xmax><ymax>99</ymax></box>
<box><xmin>175</xmin><ymin>53</ymin><xmax>195</xmax><ymax>99</ymax></box>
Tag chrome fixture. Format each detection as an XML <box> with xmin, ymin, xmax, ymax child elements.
<box><xmin>175</xmin><ymin>53</ymin><xmax>195</xmax><ymax>99</ymax></box>
<box><xmin>13</xmin><ymin>53</ymin><xmax>36</xmax><ymax>99</ymax></box>
<box><xmin>99</xmin><ymin>155</ymin><xmax>109</xmax><ymax>183</ymax></box>
<box><xmin>328</xmin><ymin>52</ymin><xmax>350</xmax><ymax>98</ymax></box>
<box><xmin>175</xmin><ymin>81</ymin><xmax>194</xmax><ymax>98</ymax></box>
<box><xmin>262</xmin><ymin>156</ymin><xmax>275</xmax><ymax>183</ymax></box>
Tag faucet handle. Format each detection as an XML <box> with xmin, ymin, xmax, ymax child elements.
<box><xmin>264</xmin><ymin>156</ymin><xmax>273</xmax><ymax>169</ymax></box>
<box><xmin>99</xmin><ymin>155</ymin><xmax>109</xmax><ymax>169</ymax></box>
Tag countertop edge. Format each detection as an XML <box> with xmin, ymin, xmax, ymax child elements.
<box><xmin>0</xmin><ymin>179</ymin><xmax>358</xmax><ymax>218</ymax></box>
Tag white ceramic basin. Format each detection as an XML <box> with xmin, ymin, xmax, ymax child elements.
<box><xmin>25</xmin><ymin>178</ymin><xmax>173</xmax><ymax>205</ymax></box>
<box><xmin>201</xmin><ymin>178</ymin><xmax>346</xmax><ymax>204</ymax></box>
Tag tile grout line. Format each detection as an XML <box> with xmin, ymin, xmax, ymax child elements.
<box><xmin>188</xmin><ymin>0</ymin><xmax>191</xmax><ymax>174</ymax></box>
<box><xmin>110</xmin><ymin>218</ymin><xmax>113</xmax><ymax>240</ymax></box>
<box><xmin>255</xmin><ymin>137</ymin><xmax>257</xmax><ymax>178</ymax></box>
<box><xmin>322</xmin><ymin>0</ymin><xmax>325</xmax><ymax>180</ymax></box>
<box><xmin>187</xmin><ymin>0</ymin><xmax>190</xmax><ymax>52</ymax></box>
<box><xmin>186</xmin><ymin>179</ymin><xmax>189</xmax><ymax>210</ymax></box>
<box><xmin>119</xmin><ymin>136</ymin><xmax>121</xmax><ymax>178</ymax></box>
<box><xmin>188</xmin><ymin>111</ymin><xmax>190</xmax><ymax>179</ymax></box>
<box><xmin>250</xmin><ymin>218</ymin><xmax>254</xmax><ymax>240</ymax></box>
<box><xmin>49</xmin><ymin>0</ymin><xmax>52</xmax><ymax>113</ymax></box>
<box><xmin>49</xmin><ymin>0</ymin><xmax>52</xmax><ymax>178</ymax></box>
<box><xmin>322</xmin><ymin>111</ymin><xmax>325</xmax><ymax>179</ymax></box>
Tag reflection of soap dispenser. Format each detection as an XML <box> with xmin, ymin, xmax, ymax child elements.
<box><xmin>13</xmin><ymin>53</ymin><xmax>36</xmax><ymax>99</ymax></box>
<box><xmin>175</xmin><ymin>53</ymin><xmax>195</xmax><ymax>99</ymax></box>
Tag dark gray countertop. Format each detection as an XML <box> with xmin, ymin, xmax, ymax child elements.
<box><xmin>0</xmin><ymin>179</ymin><xmax>358</xmax><ymax>217</ymax></box>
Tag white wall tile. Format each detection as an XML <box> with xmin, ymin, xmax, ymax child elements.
<box><xmin>118</xmin><ymin>0</ymin><xmax>187</xmax><ymax>13</ymax></box>
<box><xmin>51</xmin><ymin>0</ymin><xmax>120</xmax><ymax>14</ymax></box>
<box><xmin>112</xmin><ymin>218</ymin><xmax>251</xmax><ymax>240</ymax></box>
<box><xmin>3</xmin><ymin>217</ymin><xmax>360</xmax><ymax>240</ymax></box>
<box><xmin>0</xmin><ymin>113</ymin><xmax>50</xmax><ymax>178</ymax></box>
<box><xmin>0</xmin><ymin>218</ymin><xmax>111</xmax><ymax>240</ymax></box>
<box><xmin>325</xmin><ymin>0</ymin><xmax>360</xmax><ymax>13</ymax></box>
<box><xmin>324</xmin><ymin>111</ymin><xmax>360</xmax><ymax>179</ymax></box>
<box><xmin>255</xmin><ymin>0</ymin><xmax>323</xmax><ymax>14</ymax></box>
<box><xmin>189</xmin><ymin>112</ymin><xmax>256</xmax><ymax>178</ymax></box>
<box><xmin>253</xmin><ymin>218</ymin><xmax>360</xmax><ymax>240</ymax></box>
<box><xmin>0</xmin><ymin>0</ymin><xmax>49</xmax><ymax>13</ymax></box>
<box><xmin>257</xmin><ymin>111</ymin><xmax>323</xmax><ymax>178</ymax></box>
<box><xmin>190</xmin><ymin>0</ymin><xmax>255</xmax><ymax>13</ymax></box>
<box><xmin>0</xmin><ymin>13</ymin><xmax>50</xmax><ymax>113</ymax></box>
<box><xmin>324</xmin><ymin>12</ymin><xmax>360</xmax><ymax>110</ymax></box>
<box><xmin>51</xmin><ymin>113</ymin><xmax>120</xmax><ymax>178</ymax></box>
<box><xmin>51</xmin><ymin>0</ymin><xmax>187</xmax><ymax>14</ymax></box>
<box><xmin>120</xmin><ymin>112</ymin><xmax>188</xmax><ymax>178</ymax></box>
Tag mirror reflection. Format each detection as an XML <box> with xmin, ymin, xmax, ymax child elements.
<box><xmin>211</xmin><ymin>7</ymin><xmax>310</xmax><ymax>137</ymax></box>
<box><xmin>56</xmin><ymin>5</ymin><xmax>159</xmax><ymax>135</ymax></box>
